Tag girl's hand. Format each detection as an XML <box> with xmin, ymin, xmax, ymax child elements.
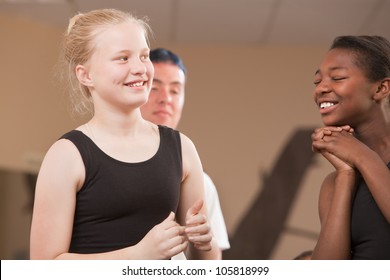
<box><xmin>312</xmin><ymin>125</ymin><xmax>354</xmax><ymax>152</ymax></box>
<box><xmin>312</xmin><ymin>126</ymin><xmax>355</xmax><ymax>172</ymax></box>
<box><xmin>137</xmin><ymin>212</ymin><xmax>188</xmax><ymax>259</ymax></box>
<box><xmin>185</xmin><ymin>200</ymin><xmax>213</xmax><ymax>251</ymax></box>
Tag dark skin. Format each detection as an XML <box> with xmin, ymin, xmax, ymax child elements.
<box><xmin>311</xmin><ymin>48</ymin><xmax>390</xmax><ymax>259</ymax></box>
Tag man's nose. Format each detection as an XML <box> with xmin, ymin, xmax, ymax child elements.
<box><xmin>157</xmin><ymin>88</ymin><xmax>172</xmax><ymax>103</ymax></box>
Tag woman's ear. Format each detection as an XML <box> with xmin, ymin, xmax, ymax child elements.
<box><xmin>75</xmin><ymin>64</ymin><xmax>93</xmax><ymax>87</ymax></box>
<box><xmin>373</xmin><ymin>78</ymin><xmax>390</xmax><ymax>101</ymax></box>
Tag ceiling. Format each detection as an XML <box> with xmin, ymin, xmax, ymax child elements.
<box><xmin>1</xmin><ymin>0</ymin><xmax>389</xmax><ymax>46</ymax></box>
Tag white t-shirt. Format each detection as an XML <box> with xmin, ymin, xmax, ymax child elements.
<box><xmin>203</xmin><ymin>172</ymin><xmax>230</xmax><ymax>250</ymax></box>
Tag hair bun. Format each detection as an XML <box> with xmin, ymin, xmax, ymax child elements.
<box><xmin>67</xmin><ymin>13</ymin><xmax>83</xmax><ymax>34</ymax></box>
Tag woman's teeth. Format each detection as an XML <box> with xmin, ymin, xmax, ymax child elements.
<box><xmin>320</xmin><ymin>102</ymin><xmax>334</xmax><ymax>109</ymax></box>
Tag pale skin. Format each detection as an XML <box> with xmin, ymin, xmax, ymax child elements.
<box><xmin>140</xmin><ymin>62</ymin><xmax>185</xmax><ymax>130</ymax></box>
<box><xmin>311</xmin><ymin>48</ymin><xmax>390</xmax><ymax>259</ymax></box>
<box><xmin>30</xmin><ymin>20</ymin><xmax>218</xmax><ymax>260</ymax></box>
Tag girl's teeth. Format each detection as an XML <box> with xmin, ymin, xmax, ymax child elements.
<box><xmin>320</xmin><ymin>102</ymin><xmax>334</xmax><ymax>109</ymax></box>
<box><xmin>129</xmin><ymin>82</ymin><xmax>143</xmax><ymax>87</ymax></box>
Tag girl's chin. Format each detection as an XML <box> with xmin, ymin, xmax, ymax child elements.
<box><xmin>322</xmin><ymin>116</ymin><xmax>342</xmax><ymax>127</ymax></box>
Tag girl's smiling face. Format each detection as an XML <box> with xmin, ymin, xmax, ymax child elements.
<box><xmin>78</xmin><ymin>20</ymin><xmax>154</xmax><ymax>112</ymax></box>
<box><xmin>313</xmin><ymin>48</ymin><xmax>378</xmax><ymax>127</ymax></box>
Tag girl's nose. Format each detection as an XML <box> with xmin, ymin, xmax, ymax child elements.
<box><xmin>131</xmin><ymin>58</ymin><xmax>147</xmax><ymax>75</ymax></box>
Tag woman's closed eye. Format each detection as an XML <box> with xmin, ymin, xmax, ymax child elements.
<box><xmin>332</xmin><ymin>76</ymin><xmax>347</xmax><ymax>81</ymax></box>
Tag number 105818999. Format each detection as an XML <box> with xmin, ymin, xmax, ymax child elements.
<box><xmin>215</xmin><ymin>266</ymin><xmax>269</xmax><ymax>276</ymax></box>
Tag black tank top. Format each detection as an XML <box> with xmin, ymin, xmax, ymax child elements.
<box><xmin>60</xmin><ymin>125</ymin><xmax>182</xmax><ymax>254</ymax></box>
<box><xmin>351</xmin><ymin>162</ymin><xmax>390</xmax><ymax>259</ymax></box>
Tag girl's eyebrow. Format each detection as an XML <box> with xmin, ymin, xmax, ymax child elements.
<box><xmin>329</xmin><ymin>66</ymin><xmax>347</xmax><ymax>71</ymax></box>
<box><xmin>113</xmin><ymin>47</ymin><xmax>150</xmax><ymax>54</ymax></box>
<box><xmin>315</xmin><ymin>66</ymin><xmax>347</xmax><ymax>75</ymax></box>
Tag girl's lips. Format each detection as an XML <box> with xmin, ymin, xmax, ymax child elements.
<box><xmin>124</xmin><ymin>80</ymin><xmax>148</xmax><ymax>90</ymax></box>
<box><xmin>125</xmin><ymin>81</ymin><xmax>144</xmax><ymax>87</ymax></box>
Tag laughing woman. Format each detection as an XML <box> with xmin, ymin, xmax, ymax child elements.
<box><xmin>311</xmin><ymin>35</ymin><xmax>390</xmax><ymax>259</ymax></box>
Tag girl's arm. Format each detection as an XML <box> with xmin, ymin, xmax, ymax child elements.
<box><xmin>352</xmin><ymin>149</ymin><xmax>390</xmax><ymax>223</ymax></box>
<box><xmin>177</xmin><ymin>133</ymin><xmax>219</xmax><ymax>260</ymax></box>
<box><xmin>30</xmin><ymin>139</ymin><xmax>84</xmax><ymax>259</ymax></box>
<box><xmin>314</xmin><ymin>129</ymin><xmax>390</xmax><ymax>222</ymax></box>
<box><xmin>312</xmin><ymin>171</ymin><xmax>355</xmax><ymax>259</ymax></box>
<box><xmin>311</xmin><ymin>127</ymin><xmax>357</xmax><ymax>259</ymax></box>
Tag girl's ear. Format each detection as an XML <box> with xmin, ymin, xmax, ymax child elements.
<box><xmin>75</xmin><ymin>64</ymin><xmax>93</xmax><ymax>87</ymax></box>
<box><xmin>373</xmin><ymin>78</ymin><xmax>390</xmax><ymax>102</ymax></box>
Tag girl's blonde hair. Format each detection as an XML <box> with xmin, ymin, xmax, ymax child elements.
<box><xmin>60</xmin><ymin>9</ymin><xmax>152</xmax><ymax>116</ymax></box>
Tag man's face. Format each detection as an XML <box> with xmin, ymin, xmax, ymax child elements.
<box><xmin>141</xmin><ymin>62</ymin><xmax>185</xmax><ymax>129</ymax></box>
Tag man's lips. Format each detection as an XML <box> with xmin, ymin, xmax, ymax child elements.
<box><xmin>153</xmin><ymin>110</ymin><xmax>172</xmax><ymax>117</ymax></box>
